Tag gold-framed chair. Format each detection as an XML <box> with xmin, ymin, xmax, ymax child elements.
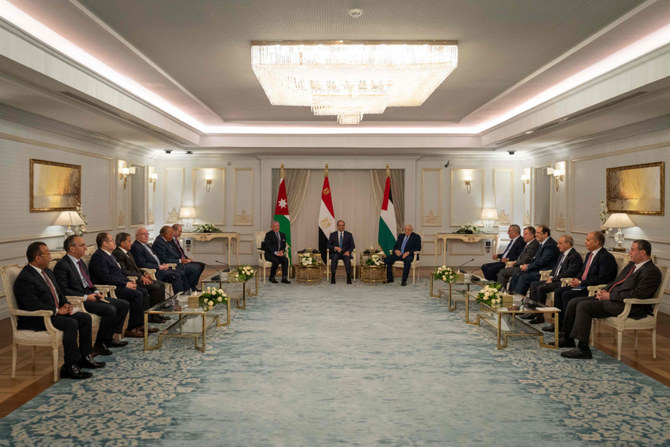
<box><xmin>590</xmin><ymin>266</ymin><xmax>669</xmax><ymax>360</ymax></box>
<box><xmin>326</xmin><ymin>249</ymin><xmax>357</xmax><ymax>281</ymax></box>
<box><xmin>140</xmin><ymin>264</ymin><xmax>177</xmax><ymax>297</ymax></box>
<box><xmin>391</xmin><ymin>233</ymin><xmax>423</xmax><ymax>284</ymax></box>
<box><xmin>255</xmin><ymin>231</ymin><xmax>291</xmax><ymax>282</ymax></box>
<box><xmin>1</xmin><ymin>264</ymin><xmax>63</xmax><ymax>383</ymax></box>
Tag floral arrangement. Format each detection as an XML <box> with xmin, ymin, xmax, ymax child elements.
<box><xmin>300</xmin><ymin>253</ymin><xmax>319</xmax><ymax>267</ymax></box>
<box><xmin>455</xmin><ymin>223</ymin><xmax>480</xmax><ymax>234</ymax></box>
<box><xmin>433</xmin><ymin>266</ymin><xmax>456</xmax><ymax>283</ymax></box>
<box><xmin>198</xmin><ymin>287</ymin><xmax>227</xmax><ymax>311</ymax></box>
<box><xmin>193</xmin><ymin>223</ymin><xmax>222</xmax><ymax>233</ymax></box>
<box><xmin>475</xmin><ymin>283</ymin><xmax>504</xmax><ymax>307</ymax></box>
<box><xmin>235</xmin><ymin>265</ymin><xmax>255</xmax><ymax>281</ymax></box>
<box><xmin>365</xmin><ymin>252</ymin><xmax>385</xmax><ymax>266</ymax></box>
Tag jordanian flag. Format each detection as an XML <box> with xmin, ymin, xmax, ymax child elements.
<box><xmin>274</xmin><ymin>177</ymin><xmax>292</xmax><ymax>261</ymax></box>
<box><xmin>318</xmin><ymin>176</ymin><xmax>336</xmax><ymax>263</ymax></box>
<box><xmin>378</xmin><ymin>175</ymin><xmax>397</xmax><ymax>255</ymax></box>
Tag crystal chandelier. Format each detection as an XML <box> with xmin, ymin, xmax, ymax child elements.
<box><xmin>251</xmin><ymin>41</ymin><xmax>458</xmax><ymax>124</ymax></box>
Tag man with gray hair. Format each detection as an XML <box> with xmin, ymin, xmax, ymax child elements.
<box><xmin>263</xmin><ymin>220</ymin><xmax>290</xmax><ymax>284</ymax></box>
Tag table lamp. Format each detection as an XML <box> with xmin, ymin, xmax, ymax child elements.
<box><xmin>179</xmin><ymin>206</ymin><xmax>196</xmax><ymax>230</ymax></box>
<box><xmin>53</xmin><ymin>211</ymin><xmax>85</xmax><ymax>237</ymax></box>
<box><xmin>480</xmin><ymin>208</ymin><xmax>498</xmax><ymax>233</ymax></box>
<box><xmin>603</xmin><ymin>213</ymin><xmax>635</xmax><ymax>252</ymax></box>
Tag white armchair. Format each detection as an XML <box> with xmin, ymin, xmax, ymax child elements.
<box><xmin>391</xmin><ymin>233</ymin><xmax>423</xmax><ymax>284</ymax></box>
<box><xmin>1</xmin><ymin>265</ymin><xmax>63</xmax><ymax>383</ymax></box>
<box><xmin>326</xmin><ymin>249</ymin><xmax>357</xmax><ymax>281</ymax></box>
<box><xmin>255</xmin><ymin>231</ymin><xmax>291</xmax><ymax>282</ymax></box>
<box><xmin>591</xmin><ymin>266</ymin><xmax>669</xmax><ymax>360</ymax></box>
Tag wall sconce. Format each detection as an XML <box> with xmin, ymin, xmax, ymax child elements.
<box><xmin>149</xmin><ymin>172</ymin><xmax>158</xmax><ymax>192</ymax></box>
<box><xmin>119</xmin><ymin>166</ymin><xmax>136</xmax><ymax>189</ymax></box>
<box><xmin>205</xmin><ymin>174</ymin><xmax>213</xmax><ymax>192</ymax></box>
<box><xmin>520</xmin><ymin>173</ymin><xmax>530</xmax><ymax>193</ymax></box>
<box><xmin>546</xmin><ymin>167</ymin><xmax>564</xmax><ymax>191</ymax></box>
<box><xmin>603</xmin><ymin>213</ymin><xmax>635</xmax><ymax>252</ymax></box>
<box><xmin>464</xmin><ymin>174</ymin><xmax>472</xmax><ymax>194</ymax></box>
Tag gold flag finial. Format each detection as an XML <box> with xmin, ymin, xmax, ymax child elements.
<box><xmin>280</xmin><ymin>164</ymin><xmax>285</xmax><ymax>179</ymax></box>
<box><xmin>324</xmin><ymin>164</ymin><xmax>329</xmax><ymax>178</ymax></box>
<box><xmin>386</xmin><ymin>163</ymin><xmax>390</xmax><ymax>177</ymax></box>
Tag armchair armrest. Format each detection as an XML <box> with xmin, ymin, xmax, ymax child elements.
<box><xmin>141</xmin><ymin>268</ymin><xmax>157</xmax><ymax>280</ymax></box>
<box><xmin>165</xmin><ymin>263</ymin><xmax>177</xmax><ymax>269</ymax></box>
<box><xmin>539</xmin><ymin>269</ymin><xmax>552</xmax><ymax>281</ymax></box>
<box><xmin>587</xmin><ymin>284</ymin><xmax>607</xmax><ymax>297</ymax></box>
<box><xmin>10</xmin><ymin>309</ymin><xmax>60</xmax><ymax>335</ymax></box>
<box><xmin>623</xmin><ymin>297</ymin><xmax>662</xmax><ymax>305</ymax></box>
<box><xmin>560</xmin><ymin>277</ymin><xmax>574</xmax><ymax>286</ymax></box>
<box><xmin>505</xmin><ymin>261</ymin><xmax>515</xmax><ymax>268</ymax></box>
<box><xmin>95</xmin><ymin>284</ymin><xmax>118</xmax><ymax>298</ymax></box>
<box><xmin>128</xmin><ymin>276</ymin><xmax>138</xmax><ymax>282</ymax></box>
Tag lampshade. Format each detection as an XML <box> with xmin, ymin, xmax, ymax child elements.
<box><xmin>603</xmin><ymin>213</ymin><xmax>635</xmax><ymax>229</ymax></box>
<box><xmin>179</xmin><ymin>207</ymin><xmax>196</xmax><ymax>219</ymax></box>
<box><xmin>53</xmin><ymin>211</ymin><xmax>85</xmax><ymax>226</ymax></box>
<box><xmin>480</xmin><ymin>208</ymin><xmax>499</xmax><ymax>221</ymax></box>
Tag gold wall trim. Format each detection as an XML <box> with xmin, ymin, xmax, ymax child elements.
<box><xmin>493</xmin><ymin>168</ymin><xmax>514</xmax><ymax>225</ymax></box>
<box><xmin>192</xmin><ymin>167</ymin><xmax>226</xmax><ymax>226</ymax></box>
<box><xmin>450</xmin><ymin>168</ymin><xmax>485</xmax><ymax>227</ymax></box>
<box><xmin>421</xmin><ymin>168</ymin><xmax>442</xmax><ymax>227</ymax></box>
<box><xmin>233</xmin><ymin>168</ymin><xmax>255</xmax><ymax>226</ymax></box>
<box><xmin>164</xmin><ymin>167</ymin><xmax>185</xmax><ymax>223</ymax></box>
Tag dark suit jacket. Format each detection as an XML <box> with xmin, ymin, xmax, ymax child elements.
<box><xmin>576</xmin><ymin>249</ymin><xmax>618</xmax><ymax>287</ymax></box>
<box><xmin>513</xmin><ymin>239</ymin><xmax>540</xmax><ymax>267</ymax></box>
<box><xmin>550</xmin><ymin>248</ymin><xmax>583</xmax><ymax>280</ymax></box>
<box><xmin>393</xmin><ymin>232</ymin><xmax>421</xmax><ymax>256</ymax></box>
<box><xmin>604</xmin><ymin>261</ymin><xmax>662</xmax><ymax>318</ymax></box>
<box><xmin>327</xmin><ymin>230</ymin><xmax>355</xmax><ymax>254</ymax></box>
<box><xmin>131</xmin><ymin>240</ymin><xmax>161</xmax><ymax>270</ymax></box>
<box><xmin>112</xmin><ymin>247</ymin><xmax>144</xmax><ymax>278</ymax></box>
<box><xmin>152</xmin><ymin>236</ymin><xmax>182</xmax><ymax>265</ymax></box>
<box><xmin>526</xmin><ymin>237</ymin><xmax>559</xmax><ymax>272</ymax></box>
<box><xmin>54</xmin><ymin>255</ymin><xmax>95</xmax><ymax>296</ymax></box>
<box><xmin>263</xmin><ymin>231</ymin><xmax>288</xmax><ymax>258</ymax></box>
<box><xmin>497</xmin><ymin>236</ymin><xmax>525</xmax><ymax>262</ymax></box>
<box><xmin>14</xmin><ymin>265</ymin><xmax>68</xmax><ymax>330</ymax></box>
<box><xmin>170</xmin><ymin>238</ymin><xmax>188</xmax><ymax>259</ymax></box>
<box><xmin>88</xmin><ymin>249</ymin><xmax>130</xmax><ymax>290</ymax></box>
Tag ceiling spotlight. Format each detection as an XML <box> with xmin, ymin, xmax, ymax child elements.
<box><xmin>164</xmin><ymin>149</ymin><xmax>172</xmax><ymax>154</ymax></box>
<box><xmin>186</xmin><ymin>150</ymin><xmax>193</xmax><ymax>154</ymax></box>
<box><xmin>348</xmin><ymin>8</ymin><xmax>362</xmax><ymax>19</ymax></box>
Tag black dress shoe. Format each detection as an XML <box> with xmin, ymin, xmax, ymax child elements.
<box><xmin>347</xmin><ymin>277</ymin><xmax>352</xmax><ymax>284</ymax></box>
<box><xmin>387</xmin><ymin>279</ymin><xmax>394</xmax><ymax>283</ymax></box>
<box><xmin>281</xmin><ymin>278</ymin><xmax>291</xmax><ymax>284</ymax></box>
<box><xmin>92</xmin><ymin>344</ymin><xmax>113</xmax><ymax>356</ymax></box>
<box><xmin>541</xmin><ymin>324</ymin><xmax>555</xmax><ymax>332</ymax></box>
<box><xmin>269</xmin><ymin>277</ymin><xmax>278</xmax><ymax>284</ymax></box>
<box><xmin>60</xmin><ymin>364</ymin><xmax>92</xmax><ymax>380</ymax></box>
<box><xmin>77</xmin><ymin>355</ymin><xmax>106</xmax><ymax>369</ymax></box>
<box><xmin>161</xmin><ymin>315</ymin><xmax>172</xmax><ymax>320</ymax></box>
<box><xmin>528</xmin><ymin>315</ymin><xmax>545</xmax><ymax>325</ymax></box>
<box><xmin>561</xmin><ymin>347</ymin><xmax>593</xmax><ymax>359</ymax></box>
<box><xmin>107</xmin><ymin>339</ymin><xmax>128</xmax><ymax>348</ymax></box>
<box><xmin>331</xmin><ymin>278</ymin><xmax>336</xmax><ymax>284</ymax></box>
<box><xmin>519</xmin><ymin>313</ymin><xmax>535</xmax><ymax>320</ymax></box>
<box><xmin>401</xmin><ymin>281</ymin><xmax>407</xmax><ymax>286</ymax></box>
<box><xmin>558</xmin><ymin>337</ymin><xmax>576</xmax><ymax>348</ymax></box>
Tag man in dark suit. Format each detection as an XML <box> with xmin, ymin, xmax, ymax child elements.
<box><xmin>131</xmin><ymin>227</ymin><xmax>188</xmax><ymax>293</ymax></box>
<box><xmin>385</xmin><ymin>224</ymin><xmax>421</xmax><ymax>286</ymax></box>
<box><xmin>551</xmin><ymin>231</ymin><xmax>618</xmax><ymax>321</ymax></box>
<box><xmin>263</xmin><ymin>220</ymin><xmax>291</xmax><ymax>284</ymax></box>
<box><xmin>15</xmin><ymin>242</ymin><xmax>104</xmax><ymax>379</ymax></box>
<box><xmin>53</xmin><ymin>235</ymin><xmax>129</xmax><ymax>353</ymax></box>
<box><xmin>497</xmin><ymin>226</ymin><xmax>539</xmax><ymax>288</ymax></box>
<box><xmin>481</xmin><ymin>224</ymin><xmax>525</xmax><ymax>281</ymax></box>
<box><xmin>523</xmin><ymin>234</ymin><xmax>583</xmax><ymax>324</ymax></box>
<box><xmin>152</xmin><ymin>226</ymin><xmax>202</xmax><ymax>291</ymax></box>
<box><xmin>327</xmin><ymin>220</ymin><xmax>355</xmax><ymax>284</ymax></box>
<box><xmin>171</xmin><ymin>223</ymin><xmax>206</xmax><ymax>276</ymax></box>
<box><xmin>560</xmin><ymin>239</ymin><xmax>662</xmax><ymax>359</ymax></box>
<box><xmin>114</xmin><ymin>232</ymin><xmax>167</xmax><ymax>311</ymax></box>
<box><xmin>509</xmin><ymin>225</ymin><xmax>559</xmax><ymax>295</ymax></box>
<box><xmin>88</xmin><ymin>233</ymin><xmax>156</xmax><ymax>338</ymax></box>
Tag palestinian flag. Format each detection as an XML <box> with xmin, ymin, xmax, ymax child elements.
<box><xmin>273</xmin><ymin>177</ymin><xmax>292</xmax><ymax>261</ymax></box>
<box><xmin>378</xmin><ymin>175</ymin><xmax>397</xmax><ymax>255</ymax></box>
<box><xmin>318</xmin><ymin>176</ymin><xmax>336</xmax><ymax>263</ymax></box>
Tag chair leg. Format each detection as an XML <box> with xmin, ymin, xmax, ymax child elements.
<box><xmin>32</xmin><ymin>345</ymin><xmax>37</xmax><ymax>365</ymax></box>
<box><xmin>652</xmin><ymin>328</ymin><xmax>657</xmax><ymax>360</ymax></box>
<box><xmin>590</xmin><ymin>321</ymin><xmax>595</xmax><ymax>345</ymax></box>
<box><xmin>52</xmin><ymin>348</ymin><xmax>59</xmax><ymax>382</ymax></box>
<box><xmin>11</xmin><ymin>344</ymin><xmax>17</xmax><ymax>379</ymax></box>
<box><xmin>634</xmin><ymin>330</ymin><xmax>638</xmax><ymax>350</ymax></box>
<box><xmin>617</xmin><ymin>331</ymin><xmax>623</xmax><ymax>361</ymax></box>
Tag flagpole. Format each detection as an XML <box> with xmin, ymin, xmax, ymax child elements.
<box><xmin>386</xmin><ymin>163</ymin><xmax>390</xmax><ymax>178</ymax></box>
<box><xmin>280</xmin><ymin>163</ymin><xmax>285</xmax><ymax>179</ymax></box>
<box><xmin>324</xmin><ymin>163</ymin><xmax>328</xmax><ymax>178</ymax></box>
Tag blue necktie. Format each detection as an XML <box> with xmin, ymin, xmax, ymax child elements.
<box><xmin>339</xmin><ymin>232</ymin><xmax>343</xmax><ymax>248</ymax></box>
<box><xmin>401</xmin><ymin>235</ymin><xmax>408</xmax><ymax>253</ymax></box>
<box><xmin>276</xmin><ymin>233</ymin><xmax>280</xmax><ymax>251</ymax></box>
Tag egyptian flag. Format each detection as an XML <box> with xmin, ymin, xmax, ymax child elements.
<box><xmin>318</xmin><ymin>176</ymin><xmax>336</xmax><ymax>263</ymax></box>
<box><xmin>378</xmin><ymin>174</ymin><xmax>397</xmax><ymax>255</ymax></box>
<box><xmin>273</xmin><ymin>177</ymin><xmax>292</xmax><ymax>261</ymax></box>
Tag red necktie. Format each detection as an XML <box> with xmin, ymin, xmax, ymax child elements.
<box><xmin>78</xmin><ymin>260</ymin><xmax>94</xmax><ymax>289</ymax></box>
<box><xmin>581</xmin><ymin>252</ymin><xmax>595</xmax><ymax>281</ymax></box>
<box><xmin>608</xmin><ymin>264</ymin><xmax>635</xmax><ymax>292</ymax></box>
<box><xmin>175</xmin><ymin>239</ymin><xmax>185</xmax><ymax>258</ymax></box>
<box><xmin>41</xmin><ymin>270</ymin><xmax>59</xmax><ymax>310</ymax></box>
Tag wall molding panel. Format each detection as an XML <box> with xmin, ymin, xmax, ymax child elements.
<box><xmin>421</xmin><ymin>168</ymin><xmax>442</xmax><ymax>227</ymax></box>
<box><xmin>233</xmin><ymin>168</ymin><xmax>254</xmax><ymax>226</ymax></box>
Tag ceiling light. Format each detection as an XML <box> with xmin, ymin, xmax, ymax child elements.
<box><xmin>251</xmin><ymin>41</ymin><xmax>458</xmax><ymax>124</ymax></box>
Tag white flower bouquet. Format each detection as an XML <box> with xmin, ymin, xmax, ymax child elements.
<box><xmin>235</xmin><ymin>265</ymin><xmax>255</xmax><ymax>281</ymax></box>
<box><xmin>365</xmin><ymin>252</ymin><xmax>385</xmax><ymax>266</ymax></box>
<box><xmin>300</xmin><ymin>254</ymin><xmax>319</xmax><ymax>267</ymax></box>
<box><xmin>433</xmin><ymin>266</ymin><xmax>456</xmax><ymax>283</ymax></box>
<box><xmin>198</xmin><ymin>287</ymin><xmax>227</xmax><ymax>311</ymax></box>
<box><xmin>454</xmin><ymin>223</ymin><xmax>480</xmax><ymax>234</ymax></box>
<box><xmin>475</xmin><ymin>283</ymin><xmax>504</xmax><ymax>307</ymax></box>
<box><xmin>193</xmin><ymin>223</ymin><xmax>222</xmax><ymax>233</ymax></box>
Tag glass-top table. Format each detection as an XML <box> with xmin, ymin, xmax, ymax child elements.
<box><xmin>430</xmin><ymin>276</ymin><xmax>494</xmax><ymax>311</ymax></box>
<box><xmin>201</xmin><ymin>274</ymin><xmax>254</xmax><ymax>309</ymax></box>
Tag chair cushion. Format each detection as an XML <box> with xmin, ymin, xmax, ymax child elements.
<box><xmin>14</xmin><ymin>329</ymin><xmax>63</xmax><ymax>344</ymax></box>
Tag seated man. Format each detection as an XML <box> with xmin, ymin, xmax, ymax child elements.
<box><xmin>385</xmin><ymin>224</ymin><xmax>421</xmax><ymax>286</ymax></box>
<box><xmin>263</xmin><ymin>220</ymin><xmax>291</xmax><ymax>284</ymax></box>
<box><xmin>131</xmin><ymin>227</ymin><xmax>188</xmax><ymax>293</ymax></box>
<box><xmin>15</xmin><ymin>242</ymin><xmax>104</xmax><ymax>379</ymax></box>
<box><xmin>523</xmin><ymin>234</ymin><xmax>583</xmax><ymax>324</ymax></box>
<box><xmin>496</xmin><ymin>226</ymin><xmax>539</xmax><ymax>288</ymax></box>
<box><xmin>88</xmin><ymin>233</ymin><xmax>157</xmax><ymax>338</ymax></box>
<box><xmin>153</xmin><ymin>226</ymin><xmax>202</xmax><ymax>292</ymax></box>
<box><xmin>509</xmin><ymin>225</ymin><xmax>559</xmax><ymax>295</ymax></box>
<box><xmin>481</xmin><ymin>224</ymin><xmax>524</xmax><ymax>281</ymax></box>
<box><xmin>560</xmin><ymin>240</ymin><xmax>662</xmax><ymax>359</ymax></box>
<box><xmin>113</xmin><ymin>232</ymin><xmax>168</xmax><ymax>320</ymax></box>
<box><xmin>171</xmin><ymin>224</ymin><xmax>206</xmax><ymax>276</ymax></box>
<box><xmin>551</xmin><ymin>231</ymin><xmax>618</xmax><ymax>321</ymax></box>
<box><xmin>328</xmin><ymin>220</ymin><xmax>355</xmax><ymax>284</ymax></box>
<box><xmin>54</xmin><ymin>235</ymin><xmax>129</xmax><ymax>354</ymax></box>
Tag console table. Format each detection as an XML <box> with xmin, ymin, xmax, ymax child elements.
<box><xmin>433</xmin><ymin>233</ymin><xmax>499</xmax><ymax>267</ymax></box>
<box><xmin>182</xmin><ymin>232</ymin><xmax>240</xmax><ymax>267</ymax></box>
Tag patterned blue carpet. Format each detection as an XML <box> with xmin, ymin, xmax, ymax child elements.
<box><xmin>1</xmin><ymin>280</ymin><xmax>669</xmax><ymax>446</ymax></box>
